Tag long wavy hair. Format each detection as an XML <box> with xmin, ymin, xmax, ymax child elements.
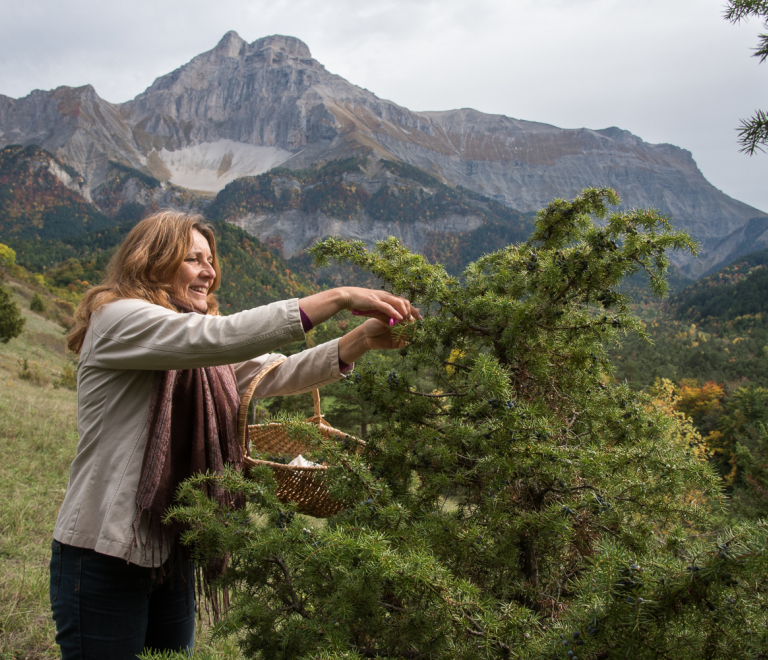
<box><xmin>67</xmin><ymin>210</ymin><xmax>221</xmax><ymax>354</ymax></box>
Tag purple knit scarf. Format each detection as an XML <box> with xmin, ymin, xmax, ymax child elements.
<box><xmin>131</xmin><ymin>300</ymin><xmax>244</xmax><ymax>589</ymax></box>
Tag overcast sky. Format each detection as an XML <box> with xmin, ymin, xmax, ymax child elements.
<box><xmin>2</xmin><ymin>0</ymin><xmax>767</xmax><ymax>211</ymax></box>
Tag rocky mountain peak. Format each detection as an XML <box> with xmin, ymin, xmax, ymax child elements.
<box><xmin>51</xmin><ymin>84</ymin><xmax>100</xmax><ymax>118</ymax></box>
<box><xmin>211</xmin><ymin>31</ymin><xmax>313</xmax><ymax>62</ymax></box>
<box><xmin>213</xmin><ymin>30</ymin><xmax>247</xmax><ymax>58</ymax></box>
<box><xmin>251</xmin><ymin>34</ymin><xmax>313</xmax><ymax>60</ymax></box>
<box><xmin>128</xmin><ymin>31</ymin><xmax>323</xmax><ymax>103</ymax></box>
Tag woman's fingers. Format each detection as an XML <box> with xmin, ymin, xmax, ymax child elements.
<box><xmin>352</xmin><ymin>293</ymin><xmax>404</xmax><ymax>321</ymax></box>
<box><xmin>351</xmin><ymin>309</ymin><xmax>391</xmax><ymax>321</ymax></box>
<box><xmin>352</xmin><ymin>308</ymin><xmax>418</xmax><ymax>326</ymax></box>
<box><xmin>361</xmin><ymin>318</ymin><xmax>405</xmax><ymax>350</ymax></box>
<box><xmin>347</xmin><ymin>287</ymin><xmax>421</xmax><ymax>323</ymax></box>
<box><xmin>370</xmin><ymin>318</ymin><xmax>408</xmax><ymax>346</ymax></box>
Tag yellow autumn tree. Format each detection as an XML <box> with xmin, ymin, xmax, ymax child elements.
<box><xmin>650</xmin><ymin>378</ymin><xmax>714</xmax><ymax>507</ymax></box>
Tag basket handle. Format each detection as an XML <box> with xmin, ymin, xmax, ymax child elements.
<box><xmin>238</xmin><ymin>356</ymin><xmax>287</xmax><ymax>460</ymax></box>
<box><xmin>237</xmin><ymin>356</ymin><xmax>327</xmax><ymax>461</ymax></box>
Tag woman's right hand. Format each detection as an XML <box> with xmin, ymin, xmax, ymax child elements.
<box><xmin>341</xmin><ymin>287</ymin><xmax>421</xmax><ymax>325</ymax></box>
<box><xmin>299</xmin><ymin>287</ymin><xmax>420</xmax><ymax>329</ymax></box>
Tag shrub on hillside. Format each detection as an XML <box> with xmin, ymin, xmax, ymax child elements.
<box><xmin>53</xmin><ymin>362</ymin><xmax>77</xmax><ymax>391</ymax></box>
<box><xmin>17</xmin><ymin>358</ymin><xmax>49</xmax><ymax>387</ymax></box>
<box><xmin>0</xmin><ymin>284</ymin><xmax>25</xmax><ymax>343</ymax></box>
<box><xmin>30</xmin><ymin>292</ymin><xmax>45</xmax><ymax>313</ymax></box>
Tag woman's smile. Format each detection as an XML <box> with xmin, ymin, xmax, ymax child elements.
<box><xmin>176</xmin><ymin>229</ymin><xmax>215</xmax><ymax>312</ymax></box>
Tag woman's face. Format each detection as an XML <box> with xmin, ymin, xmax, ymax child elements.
<box><xmin>175</xmin><ymin>229</ymin><xmax>215</xmax><ymax>313</ymax></box>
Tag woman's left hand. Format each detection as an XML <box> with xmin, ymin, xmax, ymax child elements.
<box><xmin>359</xmin><ymin>318</ymin><xmax>407</xmax><ymax>350</ymax></box>
<box><xmin>337</xmin><ymin>317</ymin><xmax>409</xmax><ymax>365</ymax></box>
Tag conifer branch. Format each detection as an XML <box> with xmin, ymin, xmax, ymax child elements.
<box><xmin>407</xmin><ymin>388</ymin><xmax>465</xmax><ymax>398</ymax></box>
<box><xmin>266</xmin><ymin>555</ymin><xmax>310</xmax><ymax>619</ymax></box>
<box><xmin>379</xmin><ymin>599</ymin><xmax>407</xmax><ymax>612</ymax></box>
<box><xmin>354</xmin><ymin>647</ymin><xmax>422</xmax><ymax>659</ymax></box>
<box><xmin>442</xmin><ymin>360</ymin><xmax>471</xmax><ymax>372</ymax></box>
<box><xmin>170</xmin><ymin>190</ymin><xmax>766</xmax><ymax>659</ymax></box>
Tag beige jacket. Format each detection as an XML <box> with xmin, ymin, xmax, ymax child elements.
<box><xmin>53</xmin><ymin>297</ymin><xmax>347</xmax><ymax>566</ymax></box>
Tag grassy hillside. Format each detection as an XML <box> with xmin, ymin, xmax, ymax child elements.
<box><xmin>0</xmin><ymin>280</ymin><xmax>81</xmax><ymax>658</ymax></box>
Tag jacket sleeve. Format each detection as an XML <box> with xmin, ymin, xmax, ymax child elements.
<box><xmin>232</xmin><ymin>338</ymin><xmax>348</xmax><ymax>398</ymax></box>
<box><xmin>86</xmin><ymin>298</ymin><xmax>305</xmax><ymax>370</ymax></box>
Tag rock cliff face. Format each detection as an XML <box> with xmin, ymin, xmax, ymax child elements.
<box><xmin>0</xmin><ymin>85</ymin><xmax>139</xmax><ymax>191</ymax></box>
<box><xmin>0</xmin><ymin>31</ymin><xmax>763</xmax><ymax>276</ymax></box>
<box><xmin>205</xmin><ymin>158</ymin><xmax>533</xmax><ymax>273</ymax></box>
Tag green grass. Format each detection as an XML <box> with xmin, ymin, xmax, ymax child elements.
<box><xmin>0</xmin><ymin>283</ymin><xmax>241</xmax><ymax>659</ymax></box>
<box><xmin>0</xmin><ymin>284</ymin><xmax>75</xmax><ymax>658</ymax></box>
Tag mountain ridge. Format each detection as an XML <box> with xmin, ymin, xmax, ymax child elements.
<box><xmin>0</xmin><ymin>31</ymin><xmax>764</xmax><ymax>277</ymax></box>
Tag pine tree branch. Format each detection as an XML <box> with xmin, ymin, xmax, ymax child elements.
<box><xmin>597</xmin><ymin>524</ymin><xmax>621</xmax><ymax>539</ymax></box>
<box><xmin>449</xmin><ymin>306</ymin><xmax>495</xmax><ymax>338</ymax></box>
<box><xmin>463</xmin><ymin>612</ymin><xmax>485</xmax><ymax>633</ymax></box>
<box><xmin>354</xmin><ymin>647</ymin><xmax>422</xmax><ymax>659</ymax></box>
<box><xmin>265</xmin><ymin>555</ymin><xmax>310</xmax><ymax>619</ymax></box>
<box><xmin>442</xmin><ymin>360</ymin><xmax>471</xmax><ymax>372</ymax></box>
<box><xmin>407</xmin><ymin>388</ymin><xmax>466</xmax><ymax>398</ymax></box>
<box><xmin>736</xmin><ymin>111</ymin><xmax>768</xmax><ymax>155</ymax></box>
<box><xmin>458</xmin><ymin>613</ymin><xmax>511</xmax><ymax>654</ymax></box>
<box><xmin>725</xmin><ymin>0</ymin><xmax>768</xmax><ymax>23</ymax></box>
<box><xmin>534</xmin><ymin>320</ymin><xmax>606</xmax><ymax>332</ymax></box>
<box><xmin>379</xmin><ymin>599</ymin><xmax>407</xmax><ymax>612</ymax></box>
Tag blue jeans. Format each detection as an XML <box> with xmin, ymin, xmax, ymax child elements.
<box><xmin>49</xmin><ymin>540</ymin><xmax>195</xmax><ymax>659</ymax></box>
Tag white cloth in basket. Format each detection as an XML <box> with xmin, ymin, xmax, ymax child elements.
<box><xmin>288</xmin><ymin>454</ymin><xmax>320</xmax><ymax>467</ymax></box>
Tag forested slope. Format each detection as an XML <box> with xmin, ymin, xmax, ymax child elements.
<box><xmin>612</xmin><ymin>248</ymin><xmax>768</xmax><ymax>388</ymax></box>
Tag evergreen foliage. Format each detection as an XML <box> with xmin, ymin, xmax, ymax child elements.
<box><xmin>725</xmin><ymin>0</ymin><xmax>768</xmax><ymax>154</ymax></box>
<box><xmin>707</xmin><ymin>385</ymin><xmax>768</xmax><ymax>520</ymax></box>
<box><xmin>29</xmin><ymin>292</ymin><xmax>45</xmax><ymax>313</ymax></box>
<box><xmin>0</xmin><ymin>284</ymin><xmax>25</xmax><ymax>343</ymax></box>
<box><xmin>169</xmin><ymin>189</ymin><xmax>768</xmax><ymax>659</ymax></box>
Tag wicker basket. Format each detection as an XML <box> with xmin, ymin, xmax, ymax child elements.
<box><xmin>237</xmin><ymin>356</ymin><xmax>358</xmax><ymax>518</ymax></box>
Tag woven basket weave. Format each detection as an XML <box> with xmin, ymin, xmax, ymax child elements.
<box><xmin>237</xmin><ymin>356</ymin><xmax>358</xmax><ymax>518</ymax></box>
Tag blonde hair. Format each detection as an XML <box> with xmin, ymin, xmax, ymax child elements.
<box><xmin>67</xmin><ymin>210</ymin><xmax>221</xmax><ymax>353</ymax></box>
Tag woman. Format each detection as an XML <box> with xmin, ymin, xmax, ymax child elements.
<box><xmin>50</xmin><ymin>210</ymin><xmax>418</xmax><ymax>659</ymax></box>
